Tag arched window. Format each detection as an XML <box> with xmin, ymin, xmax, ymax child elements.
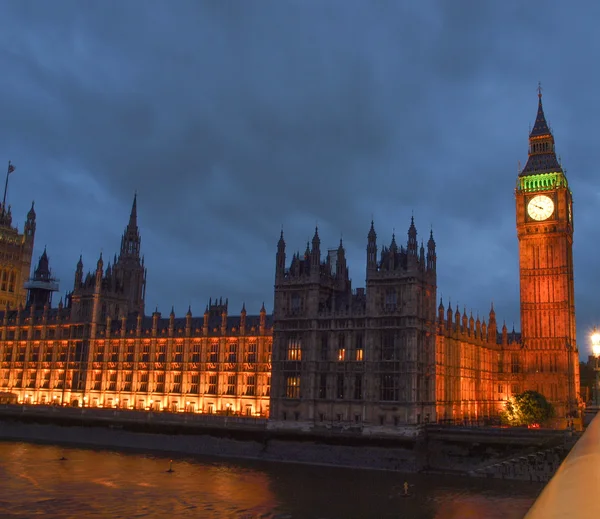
<box><xmin>0</xmin><ymin>270</ymin><xmax>7</xmax><ymax>292</ymax></box>
<box><xmin>8</xmin><ymin>272</ymin><xmax>15</xmax><ymax>293</ymax></box>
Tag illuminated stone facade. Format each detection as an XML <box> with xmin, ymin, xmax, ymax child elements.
<box><xmin>0</xmin><ymin>93</ymin><xmax>582</xmax><ymax>425</ymax></box>
<box><xmin>0</xmin><ymin>200</ymin><xmax>36</xmax><ymax>309</ymax></box>
<box><xmin>0</xmin><ymin>197</ymin><xmax>272</xmax><ymax>415</ymax></box>
<box><xmin>508</xmin><ymin>91</ymin><xmax>580</xmax><ymax>418</ymax></box>
<box><xmin>269</xmin><ymin>221</ymin><xmax>511</xmax><ymax>428</ymax></box>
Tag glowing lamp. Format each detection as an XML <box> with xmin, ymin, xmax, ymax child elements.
<box><xmin>592</xmin><ymin>328</ymin><xmax>600</xmax><ymax>357</ymax></box>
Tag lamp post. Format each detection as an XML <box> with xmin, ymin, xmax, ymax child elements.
<box><xmin>591</xmin><ymin>328</ymin><xmax>600</xmax><ymax>407</ymax></box>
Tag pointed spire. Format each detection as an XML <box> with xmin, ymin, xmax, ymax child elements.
<box><xmin>186</xmin><ymin>305</ymin><xmax>192</xmax><ymax>317</ymax></box>
<box><xmin>438</xmin><ymin>297</ymin><xmax>444</xmax><ymax>310</ymax></box>
<box><xmin>521</xmin><ymin>85</ymin><xmax>562</xmax><ymax>176</ymax></box>
<box><xmin>407</xmin><ymin>215</ymin><xmax>417</xmax><ymax>254</ymax></box>
<box><xmin>260</xmin><ymin>301</ymin><xmax>266</xmax><ymax>313</ymax></box>
<box><xmin>129</xmin><ymin>192</ymin><xmax>138</xmax><ymax>227</ymax></box>
<box><xmin>530</xmin><ymin>83</ymin><xmax>551</xmax><ymax>137</ymax></box>
<box><xmin>312</xmin><ymin>226</ymin><xmax>320</xmax><ymax>248</ymax></box>
<box><xmin>368</xmin><ymin>219</ymin><xmax>376</xmax><ymax>239</ymax></box>
<box><xmin>241</xmin><ymin>302</ymin><xmax>246</xmax><ymax>314</ymax></box>
<box><xmin>120</xmin><ymin>192</ymin><xmax>141</xmax><ymax>259</ymax></box>
<box><xmin>170</xmin><ymin>305</ymin><xmax>175</xmax><ymax>317</ymax></box>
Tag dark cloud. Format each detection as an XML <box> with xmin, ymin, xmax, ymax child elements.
<box><xmin>0</xmin><ymin>1</ymin><xmax>598</xmax><ymax>356</ymax></box>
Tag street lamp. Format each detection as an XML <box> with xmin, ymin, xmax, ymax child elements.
<box><xmin>591</xmin><ymin>327</ymin><xmax>600</xmax><ymax>406</ymax></box>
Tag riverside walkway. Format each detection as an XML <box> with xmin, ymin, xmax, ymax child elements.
<box><xmin>525</xmin><ymin>411</ymin><xmax>600</xmax><ymax>518</ymax></box>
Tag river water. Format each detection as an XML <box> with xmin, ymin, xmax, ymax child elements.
<box><xmin>0</xmin><ymin>441</ymin><xmax>541</xmax><ymax>519</ymax></box>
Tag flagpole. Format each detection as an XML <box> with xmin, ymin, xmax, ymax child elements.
<box><xmin>1</xmin><ymin>161</ymin><xmax>10</xmax><ymax>218</ymax></box>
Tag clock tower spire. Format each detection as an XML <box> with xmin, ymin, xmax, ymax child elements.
<box><xmin>515</xmin><ymin>89</ymin><xmax>579</xmax><ymax>420</ymax></box>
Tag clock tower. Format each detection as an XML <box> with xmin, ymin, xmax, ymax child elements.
<box><xmin>515</xmin><ymin>90</ymin><xmax>579</xmax><ymax>419</ymax></box>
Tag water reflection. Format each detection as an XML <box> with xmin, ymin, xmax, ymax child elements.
<box><xmin>0</xmin><ymin>441</ymin><xmax>541</xmax><ymax>518</ymax></box>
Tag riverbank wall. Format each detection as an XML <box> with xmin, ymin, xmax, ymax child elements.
<box><xmin>0</xmin><ymin>405</ymin><xmax>576</xmax><ymax>478</ymax></box>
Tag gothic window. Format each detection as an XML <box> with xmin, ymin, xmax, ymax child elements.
<box><xmin>141</xmin><ymin>343</ymin><xmax>150</xmax><ymax>362</ymax></box>
<box><xmin>380</xmin><ymin>374</ymin><xmax>397</xmax><ymax>401</ymax></box>
<box><xmin>8</xmin><ymin>272</ymin><xmax>15</xmax><ymax>293</ymax></box>
<box><xmin>0</xmin><ymin>271</ymin><xmax>6</xmax><ymax>291</ymax></box>
<box><xmin>354</xmin><ymin>374</ymin><xmax>363</xmax><ymax>400</ymax></box>
<box><xmin>226</xmin><ymin>374</ymin><xmax>236</xmax><ymax>395</ymax></box>
<box><xmin>356</xmin><ymin>333</ymin><xmax>364</xmax><ymax>361</ymax></box>
<box><xmin>337</xmin><ymin>333</ymin><xmax>345</xmax><ymax>361</ymax></box>
<box><xmin>209</xmin><ymin>342</ymin><xmax>219</xmax><ymax>363</ymax></box>
<box><xmin>320</xmin><ymin>335</ymin><xmax>328</xmax><ymax>360</ymax></box>
<box><xmin>156</xmin><ymin>345</ymin><xmax>166</xmax><ymax>363</ymax></box>
<box><xmin>188</xmin><ymin>342</ymin><xmax>200</xmax><ymax>363</ymax></box>
<box><xmin>285</xmin><ymin>374</ymin><xmax>300</xmax><ymax>399</ymax></box>
<box><xmin>207</xmin><ymin>374</ymin><xmax>217</xmax><ymax>395</ymax></box>
<box><xmin>511</xmin><ymin>354</ymin><xmax>520</xmax><ymax>374</ymax></box>
<box><xmin>173</xmin><ymin>347</ymin><xmax>183</xmax><ymax>363</ymax></box>
<box><xmin>318</xmin><ymin>373</ymin><xmax>327</xmax><ymax>399</ymax></box>
<box><xmin>126</xmin><ymin>344</ymin><xmax>134</xmax><ymax>362</ymax></box>
<box><xmin>381</xmin><ymin>332</ymin><xmax>395</xmax><ymax>361</ymax></box>
<box><xmin>138</xmin><ymin>372</ymin><xmax>149</xmax><ymax>392</ymax></box>
<box><xmin>246</xmin><ymin>342</ymin><xmax>257</xmax><ymax>363</ymax></box>
<box><xmin>227</xmin><ymin>342</ymin><xmax>237</xmax><ymax>363</ymax></box>
<box><xmin>336</xmin><ymin>374</ymin><xmax>344</xmax><ymax>399</ymax></box>
<box><xmin>291</xmin><ymin>293</ymin><xmax>301</xmax><ymax>313</ymax></box>
<box><xmin>385</xmin><ymin>289</ymin><xmax>397</xmax><ymax>310</ymax></box>
<box><xmin>287</xmin><ymin>335</ymin><xmax>302</xmax><ymax>361</ymax></box>
<box><xmin>245</xmin><ymin>375</ymin><xmax>256</xmax><ymax>396</ymax></box>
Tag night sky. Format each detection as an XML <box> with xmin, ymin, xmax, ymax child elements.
<box><xmin>0</xmin><ymin>2</ymin><xmax>597</xmax><ymax>358</ymax></box>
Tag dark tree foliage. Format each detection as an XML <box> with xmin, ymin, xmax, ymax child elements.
<box><xmin>500</xmin><ymin>390</ymin><xmax>555</xmax><ymax>426</ymax></box>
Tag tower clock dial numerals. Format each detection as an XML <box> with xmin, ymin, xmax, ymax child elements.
<box><xmin>527</xmin><ymin>195</ymin><xmax>554</xmax><ymax>221</ymax></box>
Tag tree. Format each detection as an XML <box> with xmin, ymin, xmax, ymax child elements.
<box><xmin>500</xmin><ymin>390</ymin><xmax>555</xmax><ymax>427</ymax></box>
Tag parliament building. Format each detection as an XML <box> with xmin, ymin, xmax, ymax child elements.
<box><xmin>0</xmin><ymin>93</ymin><xmax>581</xmax><ymax>428</ymax></box>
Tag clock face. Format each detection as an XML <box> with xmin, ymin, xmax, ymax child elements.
<box><xmin>527</xmin><ymin>195</ymin><xmax>555</xmax><ymax>221</ymax></box>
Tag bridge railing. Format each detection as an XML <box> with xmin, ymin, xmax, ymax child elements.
<box><xmin>525</xmin><ymin>411</ymin><xmax>600</xmax><ymax>519</ymax></box>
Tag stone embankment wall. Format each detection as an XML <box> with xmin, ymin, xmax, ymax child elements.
<box><xmin>469</xmin><ymin>438</ymin><xmax>577</xmax><ymax>482</ymax></box>
<box><xmin>0</xmin><ymin>420</ymin><xmax>418</xmax><ymax>472</ymax></box>
<box><xmin>0</xmin><ymin>405</ymin><xmax>576</xmax><ymax>479</ymax></box>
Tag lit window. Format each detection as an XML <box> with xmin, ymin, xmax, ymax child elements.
<box><xmin>285</xmin><ymin>375</ymin><xmax>300</xmax><ymax>399</ymax></box>
<box><xmin>287</xmin><ymin>336</ymin><xmax>302</xmax><ymax>361</ymax></box>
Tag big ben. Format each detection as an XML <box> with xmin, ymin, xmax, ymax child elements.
<box><xmin>516</xmin><ymin>89</ymin><xmax>579</xmax><ymax>419</ymax></box>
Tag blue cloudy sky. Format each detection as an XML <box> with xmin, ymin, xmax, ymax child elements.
<box><xmin>0</xmin><ymin>1</ymin><xmax>597</xmax><ymax>356</ymax></box>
